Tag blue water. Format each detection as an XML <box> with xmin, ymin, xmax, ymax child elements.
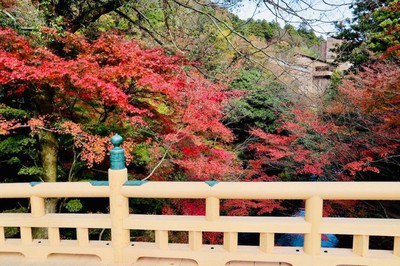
<box><xmin>275</xmin><ymin>209</ymin><xmax>339</xmax><ymax>248</ymax></box>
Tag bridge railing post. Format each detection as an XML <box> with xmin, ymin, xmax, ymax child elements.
<box><xmin>108</xmin><ymin>134</ymin><xmax>130</xmax><ymax>263</ymax></box>
<box><xmin>303</xmin><ymin>195</ymin><xmax>323</xmax><ymax>255</ymax></box>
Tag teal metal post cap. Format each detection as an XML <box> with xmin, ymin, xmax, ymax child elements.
<box><xmin>205</xmin><ymin>180</ymin><xmax>219</xmax><ymax>187</ymax></box>
<box><xmin>111</xmin><ymin>134</ymin><xmax>123</xmax><ymax>147</ymax></box>
<box><xmin>110</xmin><ymin>134</ymin><xmax>125</xmax><ymax>170</ymax></box>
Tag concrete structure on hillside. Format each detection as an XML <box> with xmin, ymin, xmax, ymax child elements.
<box><xmin>319</xmin><ymin>37</ymin><xmax>342</xmax><ymax>63</ymax></box>
<box><xmin>320</xmin><ymin>37</ymin><xmax>352</xmax><ymax>71</ymax></box>
<box><xmin>280</xmin><ymin>37</ymin><xmax>351</xmax><ymax>106</ymax></box>
<box><xmin>291</xmin><ymin>53</ymin><xmax>333</xmax><ymax>99</ymax></box>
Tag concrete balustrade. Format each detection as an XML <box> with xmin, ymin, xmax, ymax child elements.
<box><xmin>0</xmin><ymin>135</ymin><xmax>398</xmax><ymax>266</ymax></box>
<box><xmin>1</xmin><ymin>180</ymin><xmax>399</xmax><ymax>266</ymax></box>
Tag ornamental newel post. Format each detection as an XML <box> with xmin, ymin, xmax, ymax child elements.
<box><xmin>108</xmin><ymin>134</ymin><xmax>129</xmax><ymax>263</ymax></box>
<box><xmin>110</xmin><ymin>134</ymin><xmax>125</xmax><ymax>170</ymax></box>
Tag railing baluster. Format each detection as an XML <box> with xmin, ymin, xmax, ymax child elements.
<box><xmin>303</xmin><ymin>196</ymin><xmax>323</xmax><ymax>255</ymax></box>
<box><xmin>20</xmin><ymin>227</ymin><xmax>32</xmax><ymax>245</ymax></box>
<box><xmin>30</xmin><ymin>196</ymin><xmax>45</xmax><ymax>217</ymax></box>
<box><xmin>0</xmin><ymin>227</ymin><xmax>4</xmax><ymax>243</ymax></box>
<box><xmin>30</xmin><ymin>196</ymin><xmax>46</xmax><ymax>243</ymax></box>
<box><xmin>394</xmin><ymin>236</ymin><xmax>400</xmax><ymax>257</ymax></box>
<box><xmin>189</xmin><ymin>231</ymin><xmax>202</xmax><ymax>251</ymax></box>
<box><xmin>155</xmin><ymin>230</ymin><xmax>168</xmax><ymax>249</ymax></box>
<box><xmin>224</xmin><ymin>232</ymin><xmax>238</xmax><ymax>252</ymax></box>
<box><xmin>109</xmin><ymin>168</ymin><xmax>130</xmax><ymax>262</ymax></box>
<box><xmin>259</xmin><ymin>233</ymin><xmax>274</xmax><ymax>253</ymax></box>
<box><xmin>353</xmin><ymin>235</ymin><xmax>369</xmax><ymax>256</ymax></box>
<box><xmin>48</xmin><ymin>227</ymin><xmax>60</xmax><ymax>245</ymax></box>
<box><xmin>206</xmin><ymin>197</ymin><xmax>219</xmax><ymax>221</ymax></box>
<box><xmin>77</xmin><ymin>228</ymin><xmax>89</xmax><ymax>246</ymax></box>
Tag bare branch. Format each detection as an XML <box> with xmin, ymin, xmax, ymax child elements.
<box><xmin>141</xmin><ymin>149</ymin><xmax>169</xmax><ymax>181</ymax></box>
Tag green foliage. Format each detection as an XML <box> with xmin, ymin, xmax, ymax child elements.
<box><xmin>141</xmin><ymin>4</ymin><xmax>165</xmax><ymax>27</ymax></box>
<box><xmin>279</xmin><ymin>23</ymin><xmax>322</xmax><ymax>58</ymax></box>
<box><xmin>65</xmin><ymin>199</ymin><xmax>83</xmax><ymax>213</ymax></box>
<box><xmin>334</xmin><ymin>0</ymin><xmax>400</xmax><ymax>67</ymax></box>
<box><xmin>0</xmin><ymin>136</ymin><xmax>39</xmax><ymax>181</ymax></box>
<box><xmin>48</xmin><ymin>16</ymin><xmax>68</xmax><ymax>32</ymax></box>
<box><xmin>297</xmin><ymin>22</ymin><xmax>322</xmax><ymax>46</ymax></box>
<box><xmin>4</xmin><ymin>227</ymin><xmax>20</xmax><ymax>238</ymax></box>
<box><xmin>129</xmin><ymin>198</ymin><xmax>167</xmax><ymax>215</ymax></box>
<box><xmin>17</xmin><ymin>166</ymin><xmax>43</xmax><ymax>176</ymax></box>
<box><xmin>0</xmin><ymin>11</ymin><xmax>18</xmax><ymax>30</ymax></box>
<box><xmin>231</xmin><ymin>69</ymin><xmax>261</xmax><ymax>90</ymax></box>
<box><xmin>132</xmin><ymin>143</ymin><xmax>152</xmax><ymax>166</ymax></box>
<box><xmin>226</xmin><ymin>69</ymin><xmax>286</xmax><ymax>142</ymax></box>
<box><xmin>0</xmin><ymin>106</ymin><xmax>29</xmax><ymax>120</ymax></box>
<box><xmin>324</xmin><ymin>70</ymin><xmax>344</xmax><ymax>103</ymax></box>
<box><xmin>366</xmin><ymin>3</ymin><xmax>400</xmax><ymax>52</ymax></box>
<box><xmin>6</xmin><ymin>157</ymin><xmax>21</xmax><ymax>165</ymax></box>
<box><xmin>232</xmin><ymin>16</ymin><xmax>280</xmax><ymax>41</ymax></box>
<box><xmin>59</xmin><ymin>228</ymin><xmax>76</xmax><ymax>240</ymax></box>
<box><xmin>231</xmin><ymin>15</ymin><xmax>322</xmax><ymax>55</ymax></box>
<box><xmin>0</xmin><ymin>136</ymin><xmax>35</xmax><ymax>155</ymax></box>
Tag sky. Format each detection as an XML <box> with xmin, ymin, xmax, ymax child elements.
<box><xmin>229</xmin><ymin>0</ymin><xmax>353</xmax><ymax>37</ymax></box>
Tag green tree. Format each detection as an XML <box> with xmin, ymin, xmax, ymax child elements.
<box><xmin>226</xmin><ymin>69</ymin><xmax>286</xmax><ymax>142</ymax></box>
<box><xmin>334</xmin><ymin>0</ymin><xmax>400</xmax><ymax>67</ymax></box>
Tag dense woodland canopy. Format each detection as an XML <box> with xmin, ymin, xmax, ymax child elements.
<box><xmin>0</xmin><ymin>0</ymin><xmax>399</xmax><ymax>242</ymax></box>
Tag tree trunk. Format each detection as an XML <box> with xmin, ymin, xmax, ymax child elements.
<box><xmin>39</xmin><ymin>130</ymin><xmax>58</xmax><ymax>183</ymax></box>
<box><xmin>32</xmin><ymin>130</ymin><xmax>59</xmax><ymax>239</ymax></box>
<box><xmin>37</xmin><ymin>0</ymin><xmax>129</xmax><ymax>32</ymax></box>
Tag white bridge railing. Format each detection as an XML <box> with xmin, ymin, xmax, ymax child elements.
<box><xmin>0</xmin><ymin>169</ymin><xmax>399</xmax><ymax>266</ymax></box>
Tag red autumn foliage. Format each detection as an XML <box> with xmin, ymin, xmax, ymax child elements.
<box><xmin>0</xmin><ymin>27</ymin><xmax>240</xmax><ymax>179</ymax></box>
<box><xmin>248</xmin><ymin>60</ymin><xmax>399</xmax><ymax>181</ymax></box>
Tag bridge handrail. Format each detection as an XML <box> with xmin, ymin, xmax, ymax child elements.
<box><xmin>0</xmin><ymin>135</ymin><xmax>398</xmax><ymax>266</ymax></box>
<box><xmin>1</xmin><ymin>181</ymin><xmax>399</xmax><ymax>200</ymax></box>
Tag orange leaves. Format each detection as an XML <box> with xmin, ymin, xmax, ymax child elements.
<box><xmin>26</xmin><ymin>118</ymin><xmax>45</xmax><ymax>134</ymax></box>
<box><xmin>343</xmin><ymin>161</ymin><xmax>364</xmax><ymax>175</ymax></box>
<box><xmin>0</xmin><ymin>116</ymin><xmax>20</xmax><ymax>135</ymax></box>
<box><xmin>58</xmin><ymin>121</ymin><xmax>108</xmax><ymax>168</ymax></box>
<box><xmin>344</xmin><ymin>161</ymin><xmax>380</xmax><ymax>176</ymax></box>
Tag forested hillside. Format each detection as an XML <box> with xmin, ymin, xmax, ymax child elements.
<box><xmin>0</xmin><ymin>0</ymin><xmax>399</xmax><ymax>240</ymax></box>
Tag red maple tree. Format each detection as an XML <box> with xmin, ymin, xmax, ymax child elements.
<box><xmin>0</xmin><ymin>27</ymin><xmax>240</xmax><ymax>181</ymax></box>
